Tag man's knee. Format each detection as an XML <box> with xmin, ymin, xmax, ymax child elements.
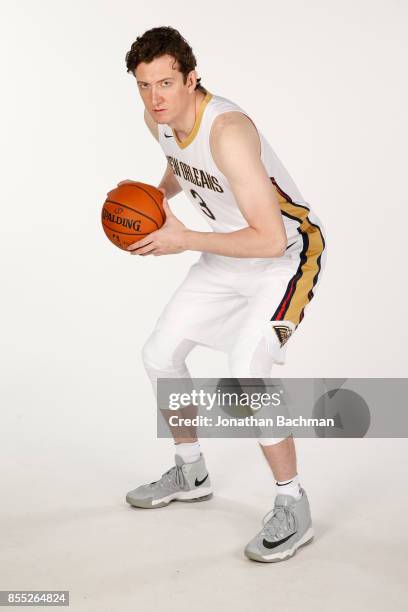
<box><xmin>142</xmin><ymin>330</ymin><xmax>170</xmax><ymax>372</ymax></box>
<box><xmin>141</xmin><ymin>330</ymin><xmax>194</xmax><ymax>375</ymax></box>
<box><xmin>228</xmin><ymin>333</ymin><xmax>272</xmax><ymax>378</ymax></box>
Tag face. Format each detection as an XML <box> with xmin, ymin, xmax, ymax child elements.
<box><xmin>135</xmin><ymin>54</ymin><xmax>196</xmax><ymax>125</ymax></box>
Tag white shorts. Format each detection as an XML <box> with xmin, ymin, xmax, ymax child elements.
<box><xmin>142</xmin><ymin>234</ymin><xmax>326</xmax><ymax>445</ymax></box>
<box><xmin>142</xmin><ymin>234</ymin><xmax>327</xmax><ymax>381</ymax></box>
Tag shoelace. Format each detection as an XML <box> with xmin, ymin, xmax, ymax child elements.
<box><xmin>262</xmin><ymin>505</ymin><xmax>295</xmax><ymax>541</ymax></box>
<box><xmin>149</xmin><ymin>464</ymin><xmax>185</xmax><ymax>489</ymax></box>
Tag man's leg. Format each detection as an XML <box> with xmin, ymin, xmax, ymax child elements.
<box><xmin>126</xmin><ymin>328</ymin><xmax>213</xmax><ymax>508</ymax></box>
<box><xmin>126</xmin><ymin>258</ymin><xmax>246</xmax><ymax>508</ymax></box>
<box><xmin>142</xmin><ymin>329</ymin><xmax>200</xmax><ymax>445</ymax></box>
<box><xmin>226</xmin><ymin>279</ymin><xmax>313</xmax><ymax>561</ymax></box>
<box><xmin>226</xmin><ymin>286</ymin><xmax>300</xmax><ymax>490</ymax></box>
<box><xmin>259</xmin><ymin>436</ymin><xmax>297</xmax><ymax>482</ymax></box>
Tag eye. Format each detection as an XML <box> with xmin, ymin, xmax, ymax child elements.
<box><xmin>162</xmin><ymin>80</ymin><xmax>171</xmax><ymax>87</ymax></box>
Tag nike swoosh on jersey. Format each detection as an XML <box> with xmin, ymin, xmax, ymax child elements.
<box><xmin>164</xmin><ymin>133</ymin><xmax>173</xmax><ymax>138</ymax></box>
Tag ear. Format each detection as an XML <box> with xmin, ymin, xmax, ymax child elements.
<box><xmin>187</xmin><ymin>69</ymin><xmax>197</xmax><ymax>93</ymax></box>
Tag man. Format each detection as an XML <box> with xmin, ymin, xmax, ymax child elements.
<box><xmin>123</xmin><ymin>26</ymin><xmax>326</xmax><ymax>563</ymax></box>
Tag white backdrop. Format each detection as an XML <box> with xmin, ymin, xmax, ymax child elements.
<box><xmin>2</xmin><ymin>0</ymin><xmax>407</xmax><ymax>399</ymax></box>
<box><xmin>2</xmin><ymin>0</ymin><xmax>407</xmax><ymax>475</ymax></box>
<box><xmin>1</xmin><ymin>0</ymin><xmax>407</xmax><ymax>463</ymax></box>
<box><xmin>1</xmin><ymin>1</ymin><xmax>408</xmax><ymax>608</ymax></box>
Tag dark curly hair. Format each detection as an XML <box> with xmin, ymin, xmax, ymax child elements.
<box><xmin>125</xmin><ymin>26</ymin><xmax>205</xmax><ymax>92</ymax></box>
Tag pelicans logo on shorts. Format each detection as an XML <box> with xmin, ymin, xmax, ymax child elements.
<box><xmin>272</xmin><ymin>325</ymin><xmax>293</xmax><ymax>347</ymax></box>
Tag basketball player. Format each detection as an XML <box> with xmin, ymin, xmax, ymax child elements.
<box><xmin>123</xmin><ymin>26</ymin><xmax>326</xmax><ymax>563</ymax></box>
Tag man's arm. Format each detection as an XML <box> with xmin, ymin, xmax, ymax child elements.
<box><xmin>144</xmin><ymin>110</ymin><xmax>182</xmax><ymax>199</ymax></box>
<box><xmin>183</xmin><ymin>112</ymin><xmax>287</xmax><ymax>258</ymax></box>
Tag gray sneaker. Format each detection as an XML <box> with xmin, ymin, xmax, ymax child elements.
<box><xmin>126</xmin><ymin>453</ymin><xmax>213</xmax><ymax>509</ymax></box>
<box><xmin>244</xmin><ymin>488</ymin><xmax>314</xmax><ymax>562</ymax></box>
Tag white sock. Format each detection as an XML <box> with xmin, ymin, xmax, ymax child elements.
<box><xmin>174</xmin><ymin>441</ymin><xmax>201</xmax><ymax>464</ymax></box>
<box><xmin>276</xmin><ymin>474</ymin><xmax>302</xmax><ymax>500</ymax></box>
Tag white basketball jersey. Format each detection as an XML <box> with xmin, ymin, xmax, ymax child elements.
<box><xmin>157</xmin><ymin>90</ymin><xmax>325</xmax><ymax>251</ymax></box>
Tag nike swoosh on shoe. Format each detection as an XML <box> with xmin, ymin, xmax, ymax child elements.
<box><xmin>195</xmin><ymin>474</ymin><xmax>209</xmax><ymax>486</ymax></box>
<box><xmin>262</xmin><ymin>532</ymin><xmax>297</xmax><ymax>549</ymax></box>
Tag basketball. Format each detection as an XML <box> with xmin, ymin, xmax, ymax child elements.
<box><xmin>101</xmin><ymin>181</ymin><xmax>165</xmax><ymax>251</ymax></box>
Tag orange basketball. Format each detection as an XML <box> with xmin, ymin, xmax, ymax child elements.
<box><xmin>101</xmin><ymin>181</ymin><xmax>165</xmax><ymax>251</ymax></box>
